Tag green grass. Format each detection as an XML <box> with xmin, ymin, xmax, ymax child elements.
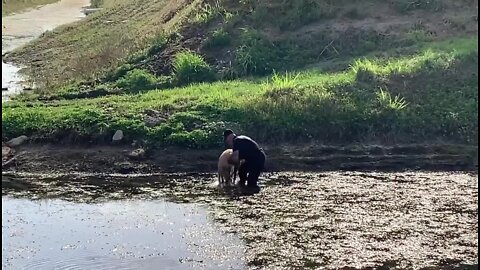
<box><xmin>172</xmin><ymin>51</ymin><xmax>216</xmax><ymax>86</ymax></box>
<box><xmin>1</xmin><ymin>0</ymin><xmax>59</xmax><ymax>16</ymax></box>
<box><xmin>5</xmin><ymin>0</ymin><xmax>476</xmax><ymax>92</ymax></box>
<box><xmin>3</xmin><ymin>38</ymin><xmax>477</xmax><ymax>148</ymax></box>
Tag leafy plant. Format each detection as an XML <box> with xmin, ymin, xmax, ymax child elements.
<box><xmin>172</xmin><ymin>51</ymin><xmax>215</xmax><ymax>86</ymax></box>
<box><xmin>115</xmin><ymin>69</ymin><xmax>158</xmax><ymax>92</ymax></box>
<box><xmin>376</xmin><ymin>88</ymin><xmax>408</xmax><ymax>111</ymax></box>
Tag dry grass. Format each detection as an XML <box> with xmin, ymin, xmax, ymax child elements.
<box><xmin>1</xmin><ymin>0</ymin><xmax>59</xmax><ymax>16</ymax></box>
<box><xmin>5</xmin><ymin>0</ymin><xmax>201</xmax><ymax>88</ymax></box>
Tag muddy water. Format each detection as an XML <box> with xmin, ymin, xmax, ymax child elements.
<box><xmin>2</xmin><ymin>171</ymin><xmax>478</xmax><ymax>269</ymax></box>
<box><xmin>2</xmin><ymin>197</ymin><xmax>246</xmax><ymax>269</ymax></box>
<box><xmin>2</xmin><ymin>0</ymin><xmax>90</xmax><ymax>102</ymax></box>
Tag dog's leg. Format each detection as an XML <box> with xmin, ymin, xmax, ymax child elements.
<box><xmin>224</xmin><ymin>167</ymin><xmax>232</xmax><ymax>186</ymax></box>
<box><xmin>218</xmin><ymin>168</ymin><xmax>223</xmax><ymax>186</ymax></box>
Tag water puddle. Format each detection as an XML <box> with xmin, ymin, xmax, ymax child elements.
<box><xmin>2</xmin><ymin>0</ymin><xmax>91</xmax><ymax>102</ymax></box>
<box><xmin>2</xmin><ymin>196</ymin><xmax>246</xmax><ymax>269</ymax></box>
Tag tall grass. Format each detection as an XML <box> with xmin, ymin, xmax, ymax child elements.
<box><xmin>172</xmin><ymin>51</ymin><xmax>215</xmax><ymax>86</ymax></box>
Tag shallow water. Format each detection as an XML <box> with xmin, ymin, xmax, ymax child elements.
<box><xmin>2</xmin><ymin>197</ymin><xmax>246</xmax><ymax>269</ymax></box>
<box><xmin>2</xmin><ymin>0</ymin><xmax>90</xmax><ymax>101</ymax></box>
<box><xmin>2</xmin><ymin>171</ymin><xmax>478</xmax><ymax>269</ymax></box>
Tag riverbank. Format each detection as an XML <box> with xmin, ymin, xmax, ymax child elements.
<box><xmin>3</xmin><ymin>37</ymin><xmax>478</xmax><ymax>147</ymax></box>
<box><xmin>2</xmin><ymin>0</ymin><xmax>90</xmax><ymax>101</ymax></box>
<box><xmin>2</xmin><ymin>143</ymin><xmax>477</xmax><ymax>175</ymax></box>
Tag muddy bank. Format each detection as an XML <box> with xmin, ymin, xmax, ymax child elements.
<box><xmin>2</xmin><ymin>171</ymin><xmax>478</xmax><ymax>269</ymax></box>
<box><xmin>2</xmin><ymin>143</ymin><xmax>478</xmax><ymax>175</ymax></box>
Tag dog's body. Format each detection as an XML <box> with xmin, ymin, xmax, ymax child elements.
<box><xmin>218</xmin><ymin>149</ymin><xmax>238</xmax><ymax>186</ymax></box>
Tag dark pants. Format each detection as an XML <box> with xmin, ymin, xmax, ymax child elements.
<box><xmin>238</xmin><ymin>152</ymin><xmax>266</xmax><ymax>187</ymax></box>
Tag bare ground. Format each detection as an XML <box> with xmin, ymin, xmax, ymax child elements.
<box><xmin>1</xmin><ymin>143</ymin><xmax>478</xmax><ymax>175</ymax></box>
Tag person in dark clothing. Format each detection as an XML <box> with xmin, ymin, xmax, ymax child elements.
<box><xmin>223</xmin><ymin>129</ymin><xmax>266</xmax><ymax>193</ymax></box>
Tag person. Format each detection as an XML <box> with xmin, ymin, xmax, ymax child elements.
<box><xmin>223</xmin><ymin>129</ymin><xmax>266</xmax><ymax>194</ymax></box>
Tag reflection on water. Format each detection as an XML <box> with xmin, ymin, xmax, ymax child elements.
<box><xmin>2</xmin><ymin>197</ymin><xmax>246</xmax><ymax>269</ymax></box>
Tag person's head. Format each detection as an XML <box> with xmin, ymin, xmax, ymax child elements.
<box><xmin>223</xmin><ymin>129</ymin><xmax>235</xmax><ymax>147</ymax></box>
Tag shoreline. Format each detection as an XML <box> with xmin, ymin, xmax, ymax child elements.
<box><xmin>2</xmin><ymin>143</ymin><xmax>478</xmax><ymax>176</ymax></box>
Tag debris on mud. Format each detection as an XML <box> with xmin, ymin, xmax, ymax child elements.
<box><xmin>2</xmin><ymin>171</ymin><xmax>478</xmax><ymax>269</ymax></box>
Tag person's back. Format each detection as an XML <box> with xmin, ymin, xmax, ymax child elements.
<box><xmin>233</xmin><ymin>135</ymin><xmax>264</xmax><ymax>161</ymax></box>
<box><xmin>224</xmin><ymin>129</ymin><xmax>266</xmax><ymax>194</ymax></box>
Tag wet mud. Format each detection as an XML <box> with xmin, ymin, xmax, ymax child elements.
<box><xmin>2</xmin><ymin>171</ymin><xmax>478</xmax><ymax>269</ymax></box>
<box><xmin>2</xmin><ymin>143</ymin><xmax>478</xmax><ymax>175</ymax></box>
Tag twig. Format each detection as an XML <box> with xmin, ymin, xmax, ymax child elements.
<box><xmin>318</xmin><ymin>39</ymin><xmax>335</xmax><ymax>59</ymax></box>
<box><xmin>2</xmin><ymin>151</ymin><xmax>25</xmax><ymax>168</ymax></box>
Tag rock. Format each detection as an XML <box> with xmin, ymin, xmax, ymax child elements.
<box><xmin>144</xmin><ymin>115</ymin><xmax>167</xmax><ymax>127</ymax></box>
<box><xmin>2</xmin><ymin>144</ymin><xmax>12</xmax><ymax>162</ymax></box>
<box><xmin>115</xmin><ymin>161</ymin><xmax>135</xmax><ymax>174</ymax></box>
<box><xmin>112</xmin><ymin>130</ymin><xmax>123</xmax><ymax>142</ymax></box>
<box><xmin>6</xmin><ymin>135</ymin><xmax>28</xmax><ymax>147</ymax></box>
<box><xmin>144</xmin><ymin>109</ymin><xmax>160</xmax><ymax>116</ymax></box>
<box><xmin>127</xmin><ymin>148</ymin><xmax>146</xmax><ymax>160</ymax></box>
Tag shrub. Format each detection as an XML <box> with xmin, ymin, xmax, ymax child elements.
<box><xmin>172</xmin><ymin>51</ymin><xmax>215</xmax><ymax>86</ymax></box>
<box><xmin>105</xmin><ymin>63</ymin><xmax>134</xmax><ymax>81</ymax></box>
<box><xmin>233</xmin><ymin>28</ymin><xmax>280</xmax><ymax>76</ymax></box>
<box><xmin>205</xmin><ymin>28</ymin><xmax>231</xmax><ymax>48</ymax></box>
<box><xmin>115</xmin><ymin>69</ymin><xmax>158</xmax><ymax>92</ymax></box>
<box><xmin>147</xmin><ymin>33</ymin><xmax>170</xmax><ymax>56</ymax></box>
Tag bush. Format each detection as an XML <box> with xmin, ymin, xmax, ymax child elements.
<box><xmin>147</xmin><ymin>34</ymin><xmax>170</xmax><ymax>56</ymax></box>
<box><xmin>233</xmin><ymin>28</ymin><xmax>280</xmax><ymax>76</ymax></box>
<box><xmin>172</xmin><ymin>51</ymin><xmax>215</xmax><ymax>86</ymax></box>
<box><xmin>205</xmin><ymin>28</ymin><xmax>231</xmax><ymax>48</ymax></box>
<box><xmin>115</xmin><ymin>69</ymin><xmax>158</xmax><ymax>92</ymax></box>
<box><xmin>105</xmin><ymin>63</ymin><xmax>134</xmax><ymax>82</ymax></box>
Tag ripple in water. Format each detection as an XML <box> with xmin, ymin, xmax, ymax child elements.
<box><xmin>2</xmin><ymin>197</ymin><xmax>246</xmax><ymax>270</ymax></box>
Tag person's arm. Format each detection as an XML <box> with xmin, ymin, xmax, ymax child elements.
<box><xmin>228</xmin><ymin>150</ymin><xmax>240</xmax><ymax>165</ymax></box>
<box><xmin>228</xmin><ymin>139</ymin><xmax>241</xmax><ymax>165</ymax></box>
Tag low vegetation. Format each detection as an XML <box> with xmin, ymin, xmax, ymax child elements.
<box><xmin>1</xmin><ymin>0</ymin><xmax>59</xmax><ymax>16</ymax></box>
<box><xmin>4</xmin><ymin>0</ymin><xmax>477</xmax><ymax>91</ymax></box>
<box><xmin>3</xmin><ymin>38</ymin><xmax>477</xmax><ymax>148</ymax></box>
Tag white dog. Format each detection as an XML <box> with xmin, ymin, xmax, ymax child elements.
<box><xmin>217</xmin><ymin>149</ymin><xmax>238</xmax><ymax>186</ymax></box>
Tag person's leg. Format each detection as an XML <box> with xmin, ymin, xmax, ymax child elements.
<box><xmin>246</xmin><ymin>154</ymin><xmax>265</xmax><ymax>189</ymax></box>
<box><xmin>237</xmin><ymin>163</ymin><xmax>248</xmax><ymax>187</ymax></box>
<box><xmin>247</xmin><ymin>168</ymin><xmax>261</xmax><ymax>187</ymax></box>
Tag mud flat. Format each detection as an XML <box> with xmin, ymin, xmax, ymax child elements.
<box><xmin>2</xmin><ymin>170</ymin><xmax>478</xmax><ymax>269</ymax></box>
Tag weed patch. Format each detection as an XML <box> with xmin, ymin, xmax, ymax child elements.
<box><xmin>172</xmin><ymin>51</ymin><xmax>216</xmax><ymax>86</ymax></box>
